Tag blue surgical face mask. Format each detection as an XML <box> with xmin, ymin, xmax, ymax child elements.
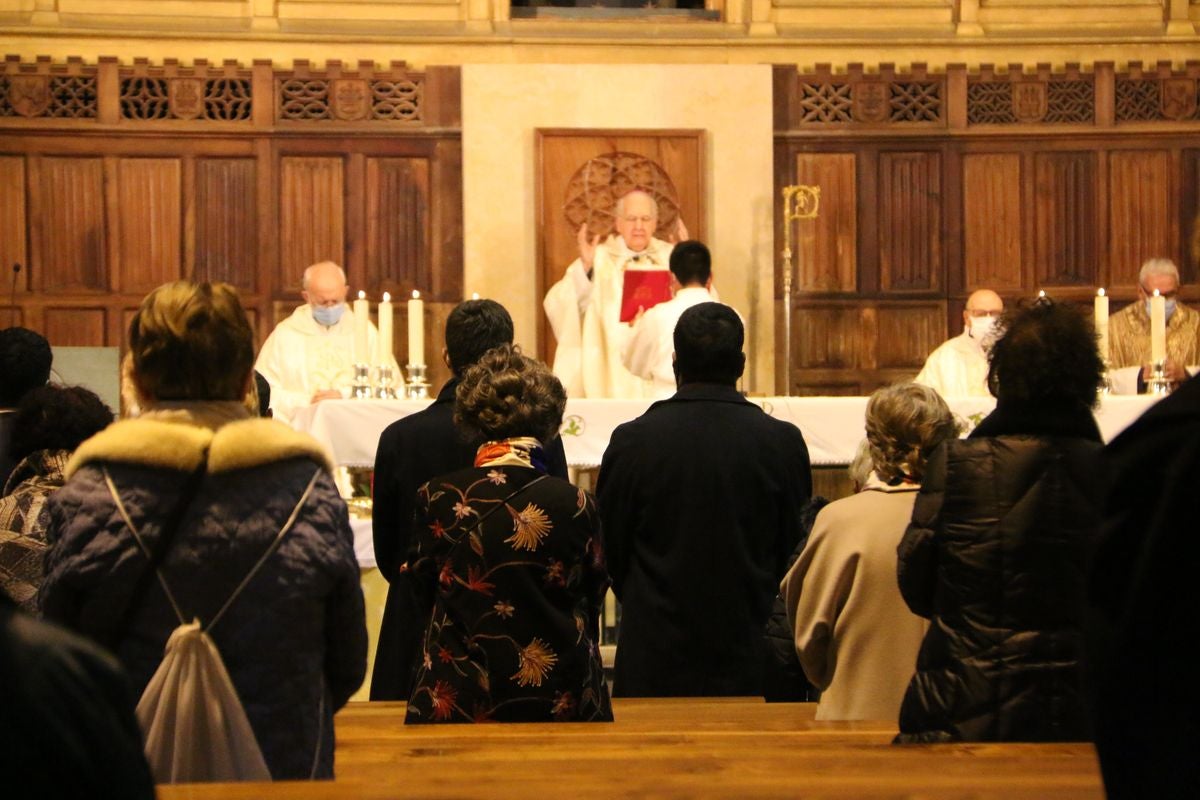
<box><xmin>1145</xmin><ymin>298</ymin><xmax>1178</xmax><ymax>322</ymax></box>
<box><xmin>312</xmin><ymin>303</ymin><xmax>345</xmax><ymax>327</ymax></box>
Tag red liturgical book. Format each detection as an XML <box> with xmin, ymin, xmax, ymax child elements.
<box><xmin>620</xmin><ymin>270</ymin><xmax>673</xmax><ymax>323</ymax></box>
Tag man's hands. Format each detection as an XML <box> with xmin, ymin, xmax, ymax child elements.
<box><xmin>668</xmin><ymin>217</ymin><xmax>688</xmax><ymax>243</ymax></box>
<box><xmin>1142</xmin><ymin>358</ymin><xmax>1188</xmax><ymax>384</ymax></box>
<box><xmin>312</xmin><ymin>389</ymin><xmax>341</xmax><ymax>403</ymax></box>
<box><xmin>577</xmin><ymin>223</ymin><xmax>601</xmax><ymax>272</ymax></box>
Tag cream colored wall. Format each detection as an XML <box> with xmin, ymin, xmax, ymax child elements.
<box><xmin>461</xmin><ymin>64</ymin><xmax>775</xmax><ymax>393</ymax></box>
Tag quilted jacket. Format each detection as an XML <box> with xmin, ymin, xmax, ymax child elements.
<box><xmin>39</xmin><ymin>409</ymin><xmax>367</xmax><ymax>779</ymax></box>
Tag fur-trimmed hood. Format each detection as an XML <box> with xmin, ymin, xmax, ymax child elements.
<box><xmin>66</xmin><ymin>417</ymin><xmax>334</xmax><ymax>478</ymax></box>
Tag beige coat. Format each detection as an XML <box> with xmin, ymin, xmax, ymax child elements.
<box><xmin>781</xmin><ymin>484</ymin><xmax>928</xmax><ymax>721</ymax></box>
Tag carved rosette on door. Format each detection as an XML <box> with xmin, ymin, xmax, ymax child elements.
<box><xmin>562</xmin><ymin>152</ymin><xmax>681</xmax><ymax>239</ymax></box>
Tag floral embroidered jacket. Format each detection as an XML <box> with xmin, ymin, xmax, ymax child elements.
<box><xmin>404</xmin><ymin>463</ymin><xmax>613</xmax><ymax>723</ymax></box>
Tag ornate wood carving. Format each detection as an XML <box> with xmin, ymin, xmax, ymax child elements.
<box><xmin>878</xmin><ymin>151</ymin><xmax>941</xmax><ymax>292</ymax></box>
<box><xmin>784</xmin><ymin>65</ymin><xmax>945</xmax><ymax>128</ymax></box>
<box><xmin>1107</xmin><ymin>150</ymin><xmax>1174</xmax><ymax>287</ymax></box>
<box><xmin>962</xmin><ymin>153</ymin><xmax>1023</xmax><ymax>291</ymax></box>
<box><xmin>562</xmin><ymin>152</ymin><xmax>682</xmax><ymax>240</ymax></box>
<box><xmin>967</xmin><ymin>65</ymin><xmax>1094</xmax><ymax>126</ymax></box>
<box><xmin>276</xmin><ymin>61</ymin><xmax>424</xmax><ymax>124</ymax></box>
<box><xmin>1115</xmin><ymin>62</ymin><xmax>1200</xmax><ymax>123</ymax></box>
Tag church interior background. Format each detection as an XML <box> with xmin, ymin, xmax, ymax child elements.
<box><xmin>3</xmin><ymin>1</ymin><xmax>1200</xmax><ymax>397</ymax></box>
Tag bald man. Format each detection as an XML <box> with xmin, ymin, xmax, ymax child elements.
<box><xmin>255</xmin><ymin>261</ymin><xmax>394</xmax><ymax>423</ymax></box>
<box><xmin>914</xmin><ymin>290</ymin><xmax>1004</xmax><ymax>398</ymax></box>
<box><xmin>544</xmin><ymin>190</ymin><xmax>686</xmax><ymax>398</ymax></box>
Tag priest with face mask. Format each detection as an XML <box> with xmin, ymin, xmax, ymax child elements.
<box><xmin>1108</xmin><ymin>258</ymin><xmax>1200</xmax><ymax>393</ymax></box>
<box><xmin>913</xmin><ymin>289</ymin><xmax>1004</xmax><ymax>398</ymax></box>
<box><xmin>255</xmin><ymin>260</ymin><xmax>394</xmax><ymax>423</ymax></box>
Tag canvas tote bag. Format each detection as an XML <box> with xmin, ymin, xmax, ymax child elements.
<box><xmin>103</xmin><ymin>465</ymin><xmax>320</xmax><ymax>783</ymax></box>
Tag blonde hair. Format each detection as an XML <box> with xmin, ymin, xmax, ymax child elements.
<box><xmin>129</xmin><ymin>281</ymin><xmax>254</xmax><ymax>402</ymax></box>
<box><xmin>865</xmin><ymin>382</ymin><xmax>960</xmax><ymax>484</ymax></box>
<box><xmin>455</xmin><ymin>344</ymin><xmax>565</xmax><ymax>445</ymax></box>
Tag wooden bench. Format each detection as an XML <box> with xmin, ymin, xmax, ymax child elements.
<box><xmin>156</xmin><ymin>698</ymin><xmax>1104</xmax><ymax>798</ymax></box>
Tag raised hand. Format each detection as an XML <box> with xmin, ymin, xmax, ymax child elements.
<box><xmin>577</xmin><ymin>223</ymin><xmax>602</xmax><ymax>271</ymax></box>
<box><xmin>669</xmin><ymin>217</ymin><xmax>689</xmax><ymax>243</ymax></box>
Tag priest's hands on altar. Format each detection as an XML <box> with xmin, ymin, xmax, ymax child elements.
<box><xmin>577</xmin><ymin>223</ymin><xmax>602</xmax><ymax>272</ymax></box>
<box><xmin>311</xmin><ymin>388</ymin><xmax>342</xmax><ymax>403</ymax></box>
<box><xmin>1141</xmin><ymin>358</ymin><xmax>1189</xmax><ymax>384</ymax></box>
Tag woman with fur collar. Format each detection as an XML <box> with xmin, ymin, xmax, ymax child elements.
<box><xmin>39</xmin><ymin>281</ymin><xmax>367</xmax><ymax>780</ymax></box>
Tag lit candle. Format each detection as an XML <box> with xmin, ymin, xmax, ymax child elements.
<box><xmin>1037</xmin><ymin>289</ymin><xmax>1047</xmax><ymax>299</ymax></box>
<box><xmin>353</xmin><ymin>290</ymin><xmax>369</xmax><ymax>365</ymax></box>
<box><xmin>471</xmin><ymin>292</ymin><xmax>480</xmax><ymax>300</ymax></box>
<box><xmin>408</xmin><ymin>289</ymin><xmax>425</xmax><ymax>367</ymax></box>
<box><xmin>1094</xmin><ymin>288</ymin><xmax>1109</xmax><ymax>364</ymax></box>
<box><xmin>377</xmin><ymin>291</ymin><xmax>393</xmax><ymax>366</ymax></box>
<box><xmin>1151</xmin><ymin>289</ymin><xmax>1166</xmax><ymax>364</ymax></box>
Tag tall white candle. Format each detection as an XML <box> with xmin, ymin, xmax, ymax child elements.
<box><xmin>377</xmin><ymin>291</ymin><xmax>393</xmax><ymax>366</ymax></box>
<box><xmin>1094</xmin><ymin>289</ymin><xmax>1109</xmax><ymax>364</ymax></box>
<box><xmin>408</xmin><ymin>289</ymin><xmax>425</xmax><ymax>367</ymax></box>
<box><xmin>1151</xmin><ymin>289</ymin><xmax>1166</xmax><ymax>364</ymax></box>
<box><xmin>353</xmin><ymin>290</ymin><xmax>369</xmax><ymax>365</ymax></box>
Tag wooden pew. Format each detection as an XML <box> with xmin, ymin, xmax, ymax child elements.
<box><xmin>157</xmin><ymin>699</ymin><xmax>1104</xmax><ymax>799</ymax></box>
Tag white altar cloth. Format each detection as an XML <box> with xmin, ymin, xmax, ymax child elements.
<box><xmin>293</xmin><ymin>394</ymin><xmax>1159</xmax><ymax>470</ymax></box>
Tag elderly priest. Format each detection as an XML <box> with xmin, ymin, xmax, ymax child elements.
<box><xmin>1107</xmin><ymin>258</ymin><xmax>1200</xmax><ymax>393</ymax></box>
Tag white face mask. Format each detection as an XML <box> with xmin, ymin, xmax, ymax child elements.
<box><xmin>968</xmin><ymin>315</ymin><xmax>997</xmax><ymax>342</ymax></box>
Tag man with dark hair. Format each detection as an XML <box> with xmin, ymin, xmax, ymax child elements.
<box><xmin>369</xmin><ymin>299</ymin><xmax>568</xmax><ymax>700</ymax></box>
<box><xmin>597</xmin><ymin>302</ymin><xmax>813</xmax><ymax>697</ymax></box>
<box><xmin>0</xmin><ymin>327</ymin><xmax>53</xmax><ymax>489</ymax></box>
<box><xmin>622</xmin><ymin>240</ymin><xmax>722</xmax><ymax>398</ymax></box>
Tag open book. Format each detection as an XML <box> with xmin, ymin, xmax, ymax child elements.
<box><xmin>620</xmin><ymin>270</ymin><xmax>673</xmax><ymax>323</ymax></box>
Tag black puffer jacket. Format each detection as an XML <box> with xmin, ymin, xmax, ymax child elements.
<box><xmin>894</xmin><ymin>403</ymin><xmax>1103</xmax><ymax>743</ymax></box>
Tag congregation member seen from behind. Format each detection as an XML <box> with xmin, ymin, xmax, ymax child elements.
<box><xmin>404</xmin><ymin>344</ymin><xmax>611</xmax><ymax>723</ymax></box>
<box><xmin>39</xmin><ymin>280</ymin><xmax>367</xmax><ymax>779</ymax></box>
<box><xmin>597</xmin><ymin>302</ymin><xmax>812</xmax><ymax>697</ymax></box>
<box><xmin>781</xmin><ymin>383</ymin><xmax>960</xmax><ymax>720</ymax></box>
<box><xmin>895</xmin><ymin>299</ymin><xmax>1104</xmax><ymax>743</ymax></box>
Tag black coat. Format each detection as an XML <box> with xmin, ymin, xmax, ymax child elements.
<box><xmin>1089</xmin><ymin>375</ymin><xmax>1200</xmax><ymax>798</ymax></box>
<box><xmin>895</xmin><ymin>402</ymin><xmax>1103</xmax><ymax>743</ymax></box>
<box><xmin>370</xmin><ymin>379</ymin><xmax>568</xmax><ymax>700</ymax></box>
<box><xmin>596</xmin><ymin>382</ymin><xmax>812</xmax><ymax>697</ymax></box>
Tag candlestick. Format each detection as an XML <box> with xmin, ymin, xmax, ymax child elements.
<box><xmin>353</xmin><ymin>290</ymin><xmax>369</xmax><ymax>365</ymax></box>
<box><xmin>377</xmin><ymin>291</ymin><xmax>393</xmax><ymax>367</ymax></box>
<box><xmin>408</xmin><ymin>289</ymin><xmax>425</xmax><ymax>368</ymax></box>
<box><xmin>1094</xmin><ymin>289</ymin><xmax>1109</xmax><ymax>364</ymax></box>
<box><xmin>1151</xmin><ymin>289</ymin><xmax>1166</xmax><ymax>365</ymax></box>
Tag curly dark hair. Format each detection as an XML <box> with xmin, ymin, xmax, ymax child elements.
<box><xmin>10</xmin><ymin>384</ymin><xmax>114</xmax><ymax>462</ymax></box>
<box><xmin>986</xmin><ymin>299</ymin><xmax>1104</xmax><ymax>409</ymax></box>
<box><xmin>0</xmin><ymin>327</ymin><xmax>52</xmax><ymax>407</ymax></box>
<box><xmin>454</xmin><ymin>344</ymin><xmax>565</xmax><ymax>446</ymax></box>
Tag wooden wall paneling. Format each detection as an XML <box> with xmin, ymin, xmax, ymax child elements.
<box><xmin>278</xmin><ymin>156</ymin><xmax>345</xmax><ymax>293</ymax></box>
<box><xmin>942</xmin><ymin>145</ymin><xmax>964</xmax><ymax>298</ymax></box>
<box><xmin>856</xmin><ymin>147</ymin><xmax>881</xmax><ymax>295</ymax></box>
<box><xmin>345</xmin><ymin>152</ymin><xmax>367</xmax><ymax>294</ymax></box>
<box><xmin>114</xmin><ymin>157</ymin><xmax>183</xmax><ymax>294</ymax></box>
<box><xmin>1032</xmin><ymin>151</ymin><xmax>1098</xmax><ymax>288</ymax></box>
<box><xmin>365</xmin><ymin>156</ymin><xmax>430</xmax><ymax>296</ymax></box>
<box><xmin>430</xmin><ymin>138</ymin><xmax>464</xmax><ymax>302</ymax></box>
<box><xmin>182</xmin><ymin>155</ymin><xmax>196</xmax><ymax>282</ymax></box>
<box><xmin>1183</xmin><ymin>149</ymin><xmax>1200</xmax><ymax>282</ymax></box>
<box><xmin>875</xmin><ymin>303</ymin><xmax>945</xmax><ymax>370</ymax></box>
<box><xmin>878</xmin><ymin>151</ymin><xmax>942</xmax><ymax>293</ymax></box>
<box><xmin>793</xmin><ymin>152</ymin><xmax>857</xmax><ymax>292</ymax></box>
<box><xmin>32</xmin><ymin>156</ymin><xmax>108</xmax><ymax>293</ymax></box>
<box><xmin>194</xmin><ymin>157</ymin><xmax>259</xmax><ymax>292</ymax></box>
<box><xmin>962</xmin><ymin>152</ymin><xmax>1024</xmax><ymax>292</ymax></box>
<box><xmin>0</xmin><ymin>156</ymin><xmax>28</xmax><ymax>291</ymax></box>
<box><xmin>793</xmin><ymin>304</ymin><xmax>867</xmax><ymax>376</ymax></box>
<box><xmin>255</xmin><ymin>138</ymin><xmax>278</xmax><ymax>347</ymax></box>
<box><xmin>1107</xmin><ymin>149</ymin><xmax>1175</xmax><ymax>288</ymax></box>
<box><xmin>43</xmin><ymin>307</ymin><xmax>106</xmax><ymax>346</ymax></box>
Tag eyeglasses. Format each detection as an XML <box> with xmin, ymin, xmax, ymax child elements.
<box><xmin>966</xmin><ymin>309</ymin><xmax>1002</xmax><ymax>318</ymax></box>
<box><xmin>1140</xmin><ymin>285</ymin><xmax>1178</xmax><ymax>300</ymax></box>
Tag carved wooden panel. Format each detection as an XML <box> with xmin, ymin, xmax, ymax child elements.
<box><xmin>279</xmin><ymin>156</ymin><xmax>345</xmax><ymax>291</ymax></box>
<box><xmin>962</xmin><ymin>153</ymin><xmax>1023</xmax><ymax>292</ymax></box>
<box><xmin>429</xmin><ymin>139</ymin><xmax>464</xmax><ymax>301</ymax></box>
<box><xmin>44</xmin><ymin>307</ymin><xmax>106</xmax><ymax>346</ymax></box>
<box><xmin>365</xmin><ymin>157</ymin><xmax>430</xmax><ymax>294</ymax></box>
<box><xmin>879</xmin><ymin>151</ymin><xmax>941</xmax><ymax>292</ymax></box>
<box><xmin>536</xmin><ymin>130</ymin><xmax>705</xmax><ymax>366</ymax></box>
<box><xmin>794</xmin><ymin>305</ymin><xmax>864</xmax><ymax>369</ymax></box>
<box><xmin>876</xmin><ymin>304</ymin><xmax>944</xmax><ymax>369</ymax></box>
<box><xmin>0</xmin><ymin>156</ymin><xmax>27</xmax><ymax>291</ymax></box>
<box><xmin>1033</xmin><ymin>152</ymin><xmax>1098</xmax><ymax>287</ymax></box>
<box><xmin>115</xmin><ymin>158</ymin><xmax>182</xmax><ymax>293</ymax></box>
<box><xmin>33</xmin><ymin>157</ymin><xmax>107</xmax><ymax>293</ymax></box>
<box><xmin>793</xmin><ymin>153</ymin><xmax>856</xmax><ymax>292</ymax></box>
<box><xmin>195</xmin><ymin>158</ymin><xmax>258</xmax><ymax>291</ymax></box>
<box><xmin>1108</xmin><ymin>150</ymin><xmax>1174</xmax><ymax>288</ymax></box>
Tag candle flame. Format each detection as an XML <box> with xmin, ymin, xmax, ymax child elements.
<box><xmin>412</xmin><ymin>290</ymin><xmax>421</xmax><ymax>300</ymax></box>
<box><xmin>383</xmin><ymin>291</ymin><xmax>391</xmax><ymax>302</ymax></box>
<box><xmin>358</xmin><ymin>290</ymin><xmax>366</xmax><ymax>300</ymax></box>
<box><xmin>1037</xmin><ymin>290</ymin><xmax>1046</xmax><ymax>298</ymax></box>
<box><xmin>471</xmin><ymin>292</ymin><xmax>480</xmax><ymax>300</ymax></box>
<box><xmin>1098</xmin><ymin>288</ymin><xmax>1106</xmax><ymax>297</ymax></box>
<box><xmin>1153</xmin><ymin>289</ymin><xmax>1161</xmax><ymax>297</ymax></box>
